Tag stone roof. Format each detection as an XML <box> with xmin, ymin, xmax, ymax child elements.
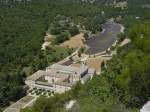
<box><xmin>44</xmin><ymin>69</ymin><xmax>70</xmax><ymax>78</ymax></box>
<box><xmin>81</xmin><ymin>74</ymin><xmax>91</xmax><ymax>84</ymax></box>
<box><xmin>26</xmin><ymin>64</ymin><xmax>94</xmax><ymax>88</ymax></box>
<box><xmin>88</xmin><ymin>68</ymin><xmax>95</xmax><ymax>74</ymax></box>
<box><xmin>47</xmin><ymin>64</ymin><xmax>88</xmax><ymax>76</ymax></box>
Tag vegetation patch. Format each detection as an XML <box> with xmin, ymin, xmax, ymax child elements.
<box><xmin>48</xmin><ymin>15</ymin><xmax>79</xmax><ymax>44</ymax></box>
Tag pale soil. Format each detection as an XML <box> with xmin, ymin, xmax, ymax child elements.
<box><xmin>60</xmin><ymin>33</ymin><xmax>86</xmax><ymax>48</ymax></box>
<box><xmin>41</xmin><ymin>33</ymin><xmax>55</xmax><ymax>50</ymax></box>
<box><xmin>65</xmin><ymin>100</ymin><xmax>76</xmax><ymax>110</ymax></box>
<box><xmin>120</xmin><ymin>38</ymin><xmax>131</xmax><ymax>47</ymax></box>
<box><xmin>44</xmin><ymin>33</ymin><xmax>55</xmax><ymax>42</ymax></box>
<box><xmin>86</xmin><ymin>57</ymin><xmax>104</xmax><ymax>74</ymax></box>
<box><xmin>41</xmin><ymin>42</ymin><xmax>51</xmax><ymax>50</ymax></box>
<box><xmin>120</xmin><ymin>24</ymin><xmax>125</xmax><ymax>33</ymax></box>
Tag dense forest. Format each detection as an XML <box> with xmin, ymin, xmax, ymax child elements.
<box><xmin>0</xmin><ymin>0</ymin><xmax>150</xmax><ymax>111</ymax></box>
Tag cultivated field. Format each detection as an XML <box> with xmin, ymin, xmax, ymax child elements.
<box><xmin>85</xmin><ymin>21</ymin><xmax>121</xmax><ymax>55</ymax></box>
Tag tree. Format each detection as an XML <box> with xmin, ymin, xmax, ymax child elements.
<box><xmin>116</xmin><ymin>22</ymin><xmax>150</xmax><ymax>107</ymax></box>
<box><xmin>83</xmin><ymin>32</ymin><xmax>89</xmax><ymax>40</ymax></box>
<box><xmin>32</xmin><ymin>96</ymin><xmax>48</xmax><ymax>112</ymax></box>
<box><xmin>69</xmin><ymin>26</ymin><xmax>79</xmax><ymax>36</ymax></box>
<box><xmin>55</xmin><ymin>31</ymin><xmax>70</xmax><ymax>44</ymax></box>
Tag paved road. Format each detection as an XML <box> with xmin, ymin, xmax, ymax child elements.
<box><xmin>85</xmin><ymin>20</ymin><xmax>121</xmax><ymax>55</ymax></box>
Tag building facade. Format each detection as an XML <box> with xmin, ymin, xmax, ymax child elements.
<box><xmin>25</xmin><ymin>64</ymin><xmax>95</xmax><ymax>94</ymax></box>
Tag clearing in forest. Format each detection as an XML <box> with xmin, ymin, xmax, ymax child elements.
<box><xmin>60</xmin><ymin>33</ymin><xmax>86</xmax><ymax>48</ymax></box>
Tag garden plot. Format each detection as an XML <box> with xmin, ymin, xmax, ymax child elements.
<box><xmin>28</xmin><ymin>88</ymin><xmax>54</xmax><ymax>97</ymax></box>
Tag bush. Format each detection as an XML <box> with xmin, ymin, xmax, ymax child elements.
<box><xmin>55</xmin><ymin>31</ymin><xmax>70</xmax><ymax>44</ymax></box>
<box><xmin>69</xmin><ymin>26</ymin><xmax>79</xmax><ymax>36</ymax></box>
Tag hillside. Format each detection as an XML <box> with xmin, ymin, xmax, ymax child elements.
<box><xmin>20</xmin><ymin>22</ymin><xmax>150</xmax><ymax>112</ymax></box>
<box><xmin>0</xmin><ymin>0</ymin><xmax>150</xmax><ymax>111</ymax></box>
